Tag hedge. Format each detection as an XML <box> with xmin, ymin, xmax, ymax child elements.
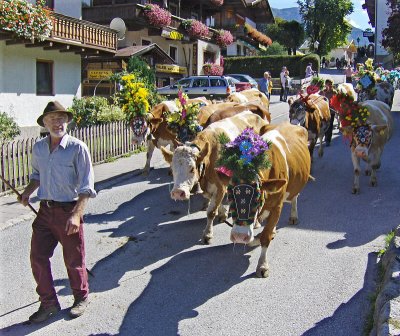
<box><xmin>224</xmin><ymin>54</ymin><xmax>320</xmax><ymax>78</ymax></box>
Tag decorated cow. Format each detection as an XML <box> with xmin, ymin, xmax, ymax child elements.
<box><xmin>288</xmin><ymin>85</ymin><xmax>331</xmax><ymax>159</ymax></box>
<box><xmin>215</xmin><ymin>122</ymin><xmax>312</xmax><ymax>277</ymax></box>
<box><xmin>161</xmin><ymin>111</ymin><xmax>269</xmax><ymax>245</ymax></box>
<box><xmin>330</xmin><ymin>94</ymin><xmax>394</xmax><ymax>194</ymax></box>
<box><xmin>226</xmin><ymin>88</ymin><xmax>270</xmax><ymax>109</ymax></box>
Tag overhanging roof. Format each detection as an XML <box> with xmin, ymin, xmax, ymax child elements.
<box><xmin>114</xmin><ymin>43</ymin><xmax>175</xmax><ymax>64</ymax></box>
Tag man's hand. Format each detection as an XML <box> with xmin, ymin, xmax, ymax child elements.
<box><xmin>66</xmin><ymin>214</ymin><xmax>81</xmax><ymax>235</ymax></box>
<box><xmin>18</xmin><ymin>193</ymin><xmax>30</xmax><ymax>207</ymax></box>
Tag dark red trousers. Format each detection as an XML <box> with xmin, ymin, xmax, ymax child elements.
<box><xmin>30</xmin><ymin>203</ymin><xmax>88</xmax><ymax>308</ymax></box>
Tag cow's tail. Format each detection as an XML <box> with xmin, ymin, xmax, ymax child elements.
<box><xmin>308</xmin><ymin>175</ymin><xmax>316</xmax><ymax>182</ymax></box>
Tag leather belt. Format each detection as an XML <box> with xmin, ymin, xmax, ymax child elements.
<box><xmin>41</xmin><ymin>200</ymin><xmax>77</xmax><ymax>208</ymax></box>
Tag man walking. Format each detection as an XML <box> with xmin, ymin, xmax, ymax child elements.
<box><xmin>279</xmin><ymin>66</ymin><xmax>287</xmax><ymax>101</ymax></box>
<box><xmin>19</xmin><ymin>101</ymin><xmax>96</xmax><ymax>323</ymax></box>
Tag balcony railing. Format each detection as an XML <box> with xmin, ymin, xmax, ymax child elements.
<box><xmin>50</xmin><ymin>13</ymin><xmax>117</xmax><ymax>52</ymax></box>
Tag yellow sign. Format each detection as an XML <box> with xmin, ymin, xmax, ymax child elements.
<box><xmin>161</xmin><ymin>29</ymin><xmax>184</xmax><ymax>41</ymax></box>
<box><xmin>88</xmin><ymin>70</ymin><xmax>113</xmax><ymax>80</ymax></box>
<box><xmin>155</xmin><ymin>64</ymin><xmax>186</xmax><ymax>74</ymax></box>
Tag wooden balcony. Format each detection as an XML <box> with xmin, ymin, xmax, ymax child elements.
<box><xmin>1</xmin><ymin>13</ymin><xmax>117</xmax><ymax>56</ymax></box>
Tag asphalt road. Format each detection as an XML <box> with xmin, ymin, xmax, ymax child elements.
<box><xmin>1</xmin><ymin>96</ymin><xmax>399</xmax><ymax>336</ymax></box>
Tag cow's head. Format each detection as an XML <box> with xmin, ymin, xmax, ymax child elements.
<box><xmin>217</xmin><ymin>169</ymin><xmax>287</xmax><ymax>244</ymax></box>
<box><xmin>130</xmin><ymin>116</ymin><xmax>149</xmax><ymax>145</ymax></box>
<box><xmin>288</xmin><ymin>99</ymin><xmax>307</xmax><ymax>126</ymax></box>
<box><xmin>342</xmin><ymin>124</ymin><xmax>387</xmax><ymax>160</ymax></box>
<box><xmin>161</xmin><ymin>142</ymin><xmax>209</xmax><ymax>201</ymax></box>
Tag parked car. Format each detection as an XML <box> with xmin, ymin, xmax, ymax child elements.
<box><xmin>226</xmin><ymin>74</ymin><xmax>258</xmax><ymax>89</ymax></box>
<box><xmin>156</xmin><ymin>75</ymin><xmax>236</xmax><ymax>99</ymax></box>
<box><xmin>226</xmin><ymin>76</ymin><xmax>252</xmax><ymax>92</ymax></box>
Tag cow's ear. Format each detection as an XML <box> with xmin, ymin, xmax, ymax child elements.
<box><xmin>261</xmin><ymin>179</ymin><xmax>287</xmax><ymax>193</ymax></box>
<box><xmin>161</xmin><ymin>146</ymin><xmax>173</xmax><ymax>163</ymax></box>
<box><xmin>371</xmin><ymin>124</ymin><xmax>388</xmax><ymax>134</ymax></box>
<box><xmin>196</xmin><ymin>142</ymin><xmax>209</xmax><ymax>163</ymax></box>
<box><xmin>287</xmin><ymin>97</ymin><xmax>294</xmax><ymax>106</ymax></box>
<box><xmin>150</xmin><ymin>117</ymin><xmax>163</xmax><ymax>129</ymax></box>
<box><xmin>259</xmin><ymin>124</ymin><xmax>273</xmax><ymax>136</ymax></box>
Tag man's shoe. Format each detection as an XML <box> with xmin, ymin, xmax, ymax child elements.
<box><xmin>29</xmin><ymin>304</ymin><xmax>60</xmax><ymax>323</ymax></box>
<box><xmin>69</xmin><ymin>298</ymin><xmax>88</xmax><ymax>318</ymax></box>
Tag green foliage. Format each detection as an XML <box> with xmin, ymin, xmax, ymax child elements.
<box><xmin>297</xmin><ymin>0</ymin><xmax>353</xmax><ymax>56</ymax></box>
<box><xmin>378</xmin><ymin>230</ymin><xmax>395</xmax><ymax>257</ymax></box>
<box><xmin>259</xmin><ymin>41</ymin><xmax>287</xmax><ymax>55</ymax></box>
<box><xmin>382</xmin><ymin>1</ymin><xmax>400</xmax><ymax>62</ymax></box>
<box><xmin>0</xmin><ymin>111</ymin><xmax>20</xmax><ymax>143</ymax></box>
<box><xmin>224</xmin><ymin>54</ymin><xmax>319</xmax><ymax>78</ymax></box>
<box><xmin>264</xmin><ymin>18</ymin><xmax>305</xmax><ymax>55</ymax></box>
<box><xmin>68</xmin><ymin>96</ymin><xmax>124</xmax><ymax>128</ymax></box>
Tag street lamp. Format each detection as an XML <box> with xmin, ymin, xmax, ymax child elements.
<box><xmin>357</xmin><ymin>37</ymin><xmax>360</xmax><ymax>47</ymax></box>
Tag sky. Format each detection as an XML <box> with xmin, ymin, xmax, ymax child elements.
<box><xmin>268</xmin><ymin>0</ymin><xmax>372</xmax><ymax>30</ymax></box>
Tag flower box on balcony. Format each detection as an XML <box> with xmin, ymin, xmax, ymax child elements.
<box><xmin>181</xmin><ymin>19</ymin><xmax>209</xmax><ymax>39</ymax></box>
<box><xmin>0</xmin><ymin>0</ymin><xmax>53</xmax><ymax>42</ymax></box>
<box><xmin>143</xmin><ymin>4</ymin><xmax>172</xmax><ymax>28</ymax></box>
<box><xmin>215</xmin><ymin>29</ymin><xmax>234</xmax><ymax>48</ymax></box>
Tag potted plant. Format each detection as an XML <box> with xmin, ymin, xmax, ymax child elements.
<box><xmin>0</xmin><ymin>0</ymin><xmax>53</xmax><ymax>42</ymax></box>
<box><xmin>181</xmin><ymin>19</ymin><xmax>209</xmax><ymax>39</ymax></box>
<box><xmin>203</xmin><ymin>63</ymin><xmax>224</xmax><ymax>76</ymax></box>
<box><xmin>215</xmin><ymin>29</ymin><xmax>234</xmax><ymax>48</ymax></box>
<box><xmin>143</xmin><ymin>4</ymin><xmax>172</xmax><ymax>28</ymax></box>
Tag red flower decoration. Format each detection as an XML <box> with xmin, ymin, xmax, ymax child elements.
<box><xmin>306</xmin><ymin>85</ymin><xmax>320</xmax><ymax>95</ymax></box>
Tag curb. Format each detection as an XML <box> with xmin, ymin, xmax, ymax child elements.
<box><xmin>371</xmin><ymin>225</ymin><xmax>400</xmax><ymax>336</ymax></box>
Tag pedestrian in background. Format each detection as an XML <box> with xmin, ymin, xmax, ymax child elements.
<box><xmin>258</xmin><ymin>71</ymin><xmax>270</xmax><ymax>99</ymax></box>
<box><xmin>319</xmin><ymin>79</ymin><xmax>337</xmax><ymax>146</ymax></box>
<box><xmin>283</xmin><ymin>69</ymin><xmax>291</xmax><ymax>102</ymax></box>
<box><xmin>344</xmin><ymin>64</ymin><xmax>353</xmax><ymax>83</ymax></box>
<box><xmin>321</xmin><ymin>56</ymin><xmax>326</xmax><ymax>68</ymax></box>
<box><xmin>266</xmin><ymin>72</ymin><xmax>273</xmax><ymax>100</ymax></box>
<box><xmin>19</xmin><ymin>101</ymin><xmax>96</xmax><ymax>323</ymax></box>
<box><xmin>305</xmin><ymin>63</ymin><xmax>314</xmax><ymax>78</ymax></box>
<box><xmin>279</xmin><ymin>66</ymin><xmax>287</xmax><ymax>101</ymax></box>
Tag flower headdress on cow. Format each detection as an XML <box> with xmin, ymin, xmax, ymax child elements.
<box><xmin>330</xmin><ymin>93</ymin><xmax>369</xmax><ymax>129</ymax></box>
<box><xmin>352</xmin><ymin>59</ymin><xmax>379</xmax><ymax>96</ymax></box>
<box><xmin>165</xmin><ymin>89</ymin><xmax>203</xmax><ymax>143</ymax></box>
<box><xmin>216</xmin><ymin>128</ymin><xmax>272</xmax><ymax>226</ymax></box>
<box><xmin>299</xmin><ymin>76</ymin><xmax>325</xmax><ymax>107</ymax></box>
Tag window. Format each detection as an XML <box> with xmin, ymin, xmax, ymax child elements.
<box><xmin>169</xmin><ymin>3</ymin><xmax>178</xmax><ymax>16</ymax></box>
<box><xmin>192</xmin><ymin>78</ymin><xmax>209</xmax><ymax>87</ymax></box>
<box><xmin>191</xmin><ymin>12</ymin><xmax>198</xmax><ymax>20</ymax></box>
<box><xmin>203</xmin><ymin>51</ymin><xmax>215</xmax><ymax>64</ymax></box>
<box><xmin>237</xmin><ymin>45</ymin><xmax>242</xmax><ymax>56</ymax></box>
<box><xmin>210</xmin><ymin>79</ymin><xmax>225</xmax><ymax>87</ymax></box>
<box><xmin>169</xmin><ymin>46</ymin><xmax>177</xmax><ymax>62</ymax></box>
<box><xmin>36</xmin><ymin>60</ymin><xmax>53</xmax><ymax>95</ymax></box>
<box><xmin>175</xmin><ymin>78</ymin><xmax>191</xmax><ymax>88</ymax></box>
<box><xmin>142</xmin><ymin>39</ymin><xmax>151</xmax><ymax>46</ymax></box>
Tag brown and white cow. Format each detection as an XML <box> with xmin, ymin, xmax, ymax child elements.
<box><xmin>132</xmin><ymin>98</ymin><xmax>211</xmax><ymax>175</ymax></box>
<box><xmin>227</xmin><ymin>88</ymin><xmax>270</xmax><ymax>109</ymax></box>
<box><xmin>288</xmin><ymin>93</ymin><xmax>331</xmax><ymax>159</ymax></box>
<box><xmin>357</xmin><ymin>81</ymin><xmax>395</xmax><ymax>109</ymax></box>
<box><xmin>221</xmin><ymin>122</ymin><xmax>312</xmax><ymax>278</ymax></box>
<box><xmin>161</xmin><ymin>111</ymin><xmax>269</xmax><ymax>244</ymax></box>
<box><xmin>337</xmin><ymin>83</ymin><xmax>357</xmax><ymax>100</ymax></box>
<box><xmin>340</xmin><ymin>100</ymin><xmax>394</xmax><ymax>194</ymax></box>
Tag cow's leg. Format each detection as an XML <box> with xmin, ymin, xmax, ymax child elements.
<box><xmin>203</xmin><ymin>192</ymin><xmax>224</xmax><ymax>244</ymax></box>
<box><xmin>370</xmin><ymin>163</ymin><xmax>380</xmax><ymax>187</ymax></box>
<box><xmin>308</xmin><ymin>134</ymin><xmax>317</xmax><ymax>161</ymax></box>
<box><xmin>256</xmin><ymin>207</ymin><xmax>283</xmax><ymax>278</ymax></box>
<box><xmin>142</xmin><ymin>140</ymin><xmax>155</xmax><ymax>176</ymax></box>
<box><xmin>351</xmin><ymin>152</ymin><xmax>361</xmax><ymax>194</ymax></box>
<box><xmin>288</xmin><ymin>195</ymin><xmax>299</xmax><ymax>224</ymax></box>
<box><xmin>318</xmin><ymin>133</ymin><xmax>324</xmax><ymax>157</ymax></box>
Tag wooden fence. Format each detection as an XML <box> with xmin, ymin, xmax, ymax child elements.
<box><xmin>0</xmin><ymin>121</ymin><xmax>135</xmax><ymax>194</ymax></box>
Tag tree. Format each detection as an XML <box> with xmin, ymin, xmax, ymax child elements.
<box><xmin>264</xmin><ymin>18</ymin><xmax>305</xmax><ymax>55</ymax></box>
<box><xmin>381</xmin><ymin>0</ymin><xmax>400</xmax><ymax>63</ymax></box>
<box><xmin>297</xmin><ymin>0</ymin><xmax>353</xmax><ymax>56</ymax></box>
<box><xmin>259</xmin><ymin>41</ymin><xmax>287</xmax><ymax>55</ymax></box>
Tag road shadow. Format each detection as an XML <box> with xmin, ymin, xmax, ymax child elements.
<box><xmin>301</xmin><ymin>252</ymin><xmax>378</xmax><ymax>336</ymax></box>
<box><xmin>116</xmin><ymin>244</ymin><xmax>250</xmax><ymax>335</ymax></box>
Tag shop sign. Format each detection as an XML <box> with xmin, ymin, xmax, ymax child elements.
<box><xmin>161</xmin><ymin>29</ymin><xmax>184</xmax><ymax>41</ymax></box>
<box><xmin>88</xmin><ymin>70</ymin><xmax>113</xmax><ymax>80</ymax></box>
<box><xmin>156</xmin><ymin>64</ymin><xmax>186</xmax><ymax>74</ymax></box>
<box><xmin>363</xmin><ymin>31</ymin><xmax>374</xmax><ymax>37</ymax></box>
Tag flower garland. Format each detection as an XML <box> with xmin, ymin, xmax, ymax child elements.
<box><xmin>203</xmin><ymin>63</ymin><xmax>224</xmax><ymax>76</ymax></box>
<box><xmin>215</xmin><ymin>29</ymin><xmax>233</xmax><ymax>48</ymax></box>
<box><xmin>310</xmin><ymin>76</ymin><xmax>325</xmax><ymax>91</ymax></box>
<box><xmin>330</xmin><ymin>93</ymin><xmax>370</xmax><ymax>128</ymax></box>
<box><xmin>118</xmin><ymin>73</ymin><xmax>150</xmax><ymax>121</ymax></box>
<box><xmin>0</xmin><ymin>0</ymin><xmax>53</xmax><ymax>42</ymax></box>
<box><xmin>165</xmin><ymin>90</ymin><xmax>203</xmax><ymax>143</ymax></box>
<box><xmin>216</xmin><ymin>128</ymin><xmax>271</xmax><ymax>182</ymax></box>
<box><xmin>143</xmin><ymin>4</ymin><xmax>171</xmax><ymax>28</ymax></box>
<box><xmin>181</xmin><ymin>19</ymin><xmax>209</xmax><ymax>39</ymax></box>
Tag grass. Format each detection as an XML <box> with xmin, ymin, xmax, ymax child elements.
<box><xmin>378</xmin><ymin>229</ymin><xmax>396</xmax><ymax>257</ymax></box>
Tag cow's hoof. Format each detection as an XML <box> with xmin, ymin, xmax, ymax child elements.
<box><xmin>141</xmin><ymin>170</ymin><xmax>149</xmax><ymax>176</ymax></box>
<box><xmin>202</xmin><ymin>236</ymin><xmax>212</xmax><ymax>245</ymax></box>
<box><xmin>352</xmin><ymin>187</ymin><xmax>360</xmax><ymax>194</ymax></box>
<box><xmin>318</xmin><ymin>151</ymin><xmax>323</xmax><ymax>158</ymax></box>
<box><xmin>256</xmin><ymin>266</ymin><xmax>270</xmax><ymax>278</ymax></box>
<box><xmin>365</xmin><ymin>170</ymin><xmax>371</xmax><ymax>176</ymax></box>
<box><xmin>216</xmin><ymin>214</ymin><xmax>227</xmax><ymax>223</ymax></box>
<box><xmin>288</xmin><ymin>217</ymin><xmax>298</xmax><ymax>225</ymax></box>
<box><xmin>370</xmin><ymin>179</ymin><xmax>377</xmax><ymax>187</ymax></box>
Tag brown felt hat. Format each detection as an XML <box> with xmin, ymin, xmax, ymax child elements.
<box><xmin>37</xmin><ymin>101</ymin><xmax>73</xmax><ymax>127</ymax></box>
